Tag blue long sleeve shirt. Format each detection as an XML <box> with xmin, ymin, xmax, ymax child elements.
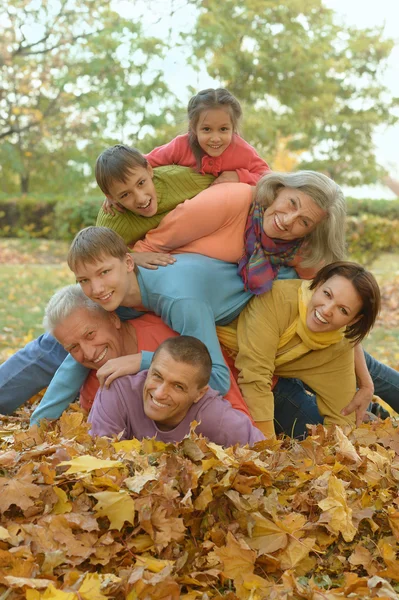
<box><xmin>30</xmin><ymin>255</ymin><xmax>254</xmax><ymax>424</ymax></box>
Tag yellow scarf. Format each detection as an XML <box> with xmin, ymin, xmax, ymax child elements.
<box><xmin>216</xmin><ymin>281</ymin><xmax>345</xmax><ymax>365</ymax></box>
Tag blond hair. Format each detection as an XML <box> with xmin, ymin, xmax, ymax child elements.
<box><xmin>255</xmin><ymin>171</ymin><xmax>346</xmax><ymax>267</ymax></box>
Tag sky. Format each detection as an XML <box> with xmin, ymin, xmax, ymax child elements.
<box><xmin>122</xmin><ymin>0</ymin><xmax>399</xmax><ymax>199</ymax></box>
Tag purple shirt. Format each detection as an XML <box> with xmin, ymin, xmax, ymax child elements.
<box><xmin>88</xmin><ymin>371</ymin><xmax>264</xmax><ymax>447</ymax></box>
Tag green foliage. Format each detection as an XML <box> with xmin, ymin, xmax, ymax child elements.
<box><xmin>0</xmin><ymin>194</ymin><xmax>101</xmax><ymax>240</ymax></box>
<box><xmin>346</xmin><ymin>215</ymin><xmax>399</xmax><ymax>265</ymax></box>
<box><xmin>184</xmin><ymin>0</ymin><xmax>398</xmax><ymax>185</ymax></box>
<box><xmin>0</xmin><ymin>0</ymin><xmax>177</xmax><ymax>194</ymax></box>
<box><xmin>53</xmin><ymin>196</ymin><xmax>102</xmax><ymax>240</ymax></box>
<box><xmin>346</xmin><ymin>197</ymin><xmax>399</xmax><ymax>219</ymax></box>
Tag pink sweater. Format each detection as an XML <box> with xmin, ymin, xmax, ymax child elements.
<box><xmin>133</xmin><ymin>183</ymin><xmax>318</xmax><ymax>280</ymax></box>
<box><xmin>145</xmin><ymin>133</ymin><xmax>270</xmax><ymax>185</ymax></box>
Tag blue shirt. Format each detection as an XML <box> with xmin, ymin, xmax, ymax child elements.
<box><xmin>31</xmin><ymin>255</ymin><xmax>254</xmax><ymax>424</ymax></box>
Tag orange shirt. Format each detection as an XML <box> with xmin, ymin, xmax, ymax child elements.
<box><xmin>79</xmin><ymin>313</ymin><xmax>252</xmax><ymax>421</ymax></box>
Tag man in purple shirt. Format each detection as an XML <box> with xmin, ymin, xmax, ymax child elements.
<box><xmin>88</xmin><ymin>336</ymin><xmax>264</xmax><ymax>447</ymax></box>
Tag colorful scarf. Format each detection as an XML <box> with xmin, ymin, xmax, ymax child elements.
<box><xmin>237</xmin><ymin>202</ymin><xmax>302</xmax><ymax>295</ymax></box>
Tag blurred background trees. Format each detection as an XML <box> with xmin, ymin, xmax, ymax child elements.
<box><xmin>0</xmin><ymin>0</ymin><xmax>398</xmax><ymax>195</ymax></box>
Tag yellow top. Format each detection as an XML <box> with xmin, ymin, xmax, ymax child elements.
<box><xmin>221</xmin><ymin>280</ymin><xmax>356</xmax><ymax>427</ymax></box>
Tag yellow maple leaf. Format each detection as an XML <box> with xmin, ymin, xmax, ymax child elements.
<box><xmin>52</xmin><ymin>487</ymin><xmax>72</xmax><ymax>515</ymax></box>
<box><xmin>77</xmin><ymin>573</ymin><xmax>109</xmax><ymax>599</ymax></box>
<box><xmin>245</xmin><ymin>512</ymin><xmax>288</xmax><ymax>554</ymax></box>
<box><xmin>213</xmin><ymin>531</ymin><xmax>256</xmax><ymax>581</ymax></box>
<box><xmin>0</xmin><ymin>525</ymin><xmax>11</xmax><ymax>540</ymax></box>
<box><xmin>318</xmin><ymin>475</ymin><xmax>356</xmax><ymax>542</ymax></box>
<box><xmin>135</xmin><ymin>554</ymin><xmax>174</xmax><ymax>573</ymax></box>
<box><xmin>91</xmin><ymin>490</ymin><xmax>135</xmax><ymax>530</ymax></box>
<box><xmin>279</xmin><ymin>536</ymin><xmax>316</xmax><ymax>570</ymax></box>
<box><xmin>193</xmin><ymin>484</ymin><xmax>213</xmax><ymax>510</ymax></box>
<box><xmin>113</xmin><ymin>438</ymin><xmax>142</xmax><ymax>453</ymax></box>
<box><xmin>58</xmin><ymin>455</ymin><xmax>123</xmax><ymax>474</ymax></box>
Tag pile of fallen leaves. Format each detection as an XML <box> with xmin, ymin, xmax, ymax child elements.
<box><xmin>1</xmin><ymin>411</ymin><xmax>399</xmax><ymax>600</ymax></box>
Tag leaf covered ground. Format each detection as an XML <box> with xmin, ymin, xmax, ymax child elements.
<box><xmin>1</xmin><ymin>407</ymin><xmax>399</xmax><ymax>599</ymax></box>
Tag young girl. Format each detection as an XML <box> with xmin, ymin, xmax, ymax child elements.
<box><xmin>144</xmin><ymin>88</ymin><xmax>270</xmax><ymax>185</ymax></box>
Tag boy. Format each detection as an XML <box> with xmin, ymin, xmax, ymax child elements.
<box><xmin>35</xmin><ymin>226</ymin><xmax>253</xmax><ymax>414</ymax></box>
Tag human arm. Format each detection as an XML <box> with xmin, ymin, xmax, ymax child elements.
<box><xmin>101</xmin><ymin>197</ymin><xmax>125</xmax><ymax>215</ymax></box>
<box><xmin>212</xmin><ymin>171</ymin><xmax>240</xmax><ymax>185</ymax></box>
<box><xmin>96</xmin><ymin>354</ymin><xmax>142</xmax><ymax>389</ymax></box>
<box><xmin>132</xmin><ymin>252</ymin><xmax>176</xmax><ymax>270</ymax></box>
<box><xmin>234</xmin><ymin>150</ymin><xmax>270</xmax><ymax>185</ymax></box>
<box><xmin>140</xmin><ymin>298</ymin><xmax>231</xmax><ymax>395</ymax></box>
<box><xmin>144</xmin><ymin>137</ymin><xmax>186</xmax><ymax>168</ymax></box>
<box><xmin>30</xmin><ymin>354</ymin><xmax>90</xmax><ymax>425</ymax></box>
<box><xmin>340</xmin><ymin>343</ymin><xmax>374</xmax><ymax>426</ymax></box>
<box><xmin>235</xmin><ymin>293</ymin><xmax>282</xmax><ymax>429</ymax></box>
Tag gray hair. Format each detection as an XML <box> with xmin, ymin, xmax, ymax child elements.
<box><xmin>255</xmin><ymin>171</ymin><xmax>347</xmax><ymax>267</ymax></box>
<box><xmin>43</xmin><ymin>284</ymin><xmax>105</xmax><ymax>333</ymax></box>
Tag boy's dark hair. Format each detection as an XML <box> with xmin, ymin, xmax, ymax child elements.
<box><xmin>67</xmin><ymin>226</ymin><xmax>129</xmax><ymax>272</ymax></box>
<box><xmin>309</xmin><ymin>261</ymin><xmax>381</xmax><ymax>344</ymax></box>
<box><xmin>152</xmin><ymin>336</ymin><xmax>212</xmax><ymax>389</ymax></box>
<box><xmin>95</xmin><ymin>144</ymin><xmax>148</xmax><ymax>196</ymax></box>
<box><xmin>187</xmin><ymin>88</ymin><xmax>242</xmax><ymax>169</ymax></box>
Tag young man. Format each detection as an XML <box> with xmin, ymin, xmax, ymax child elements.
<box><xmin>30</xmin><ymin>284</ymin><xmax>251</xmax><ymax>425</ymax></box>
<box><xmin>88</xmin><ymin>336</ymin><xmax>264</xmax><ymax>447</ymax></box>
<box><xmin>35</xmin><ymin>226</ymin><xmax>255</xmax><ymax>414</ymax></box>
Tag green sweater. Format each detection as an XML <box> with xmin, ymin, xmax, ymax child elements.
<box><xmin>96</xmin><ymin>165</ymin><xmax>215</xmax><ymax>245</ymax></box>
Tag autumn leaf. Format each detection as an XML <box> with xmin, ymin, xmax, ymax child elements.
<box><xmin>91</xmin><ymin>490</ymin><xmax>135</xmax><ymax>530</ymax></box>
<box><xmin>212</xmin><ymin>531</ymin><xmax>256</xmax><ymax>580</ymax></box>
<box><xmin>0</xmin><ymin>477</ymin><xmax>42</xmax><ymax>512</ymax></box>
<box><xmin>58</xmin><ymin>455</ymin><xmax>123</xmax><ymax>474</ymax></box>
<box><xmin>318</xmin><ymin>475</ymin><xmax>357</xmax><ymax>542</ymax></box>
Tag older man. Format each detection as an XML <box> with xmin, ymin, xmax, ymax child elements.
<box><xmin>88</xmin><ymin>336</ymin><xmax>264</xmax><ymax>446</ymax></box>
<box><xmin>28</xmin><ymin>284</ymin><xmax>252</xmax><ymax>428</ymax></box>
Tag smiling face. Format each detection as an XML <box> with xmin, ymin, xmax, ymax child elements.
<box><xmin>74</xmin><ymin>254</ymin><xmax>134</xmax><ymax>312</ymax></box>
<box><xmin>262</xmin><ymin>186</ymin><xmax>326</xmax><ymax>241</ymax></box>
<box><xmin>306</xmin><ymin>275</ymin><xmax>363</xmax><ymax>334</ymax></box>
<box><xmin>143</xmin><ymin>349</ymin><xmax>208</xmax><ymax>430</ymax></box>
<box><xmin>194</xmin><ymin>108</ymin><xmax>234</xmax><ymax>157</ymax></box>
<box><xmin>53</xmin><ymin>307</ymin><xmax>123</xmax><ymax>370</ymax></box>
<box><xmin>106</xmin><ymin>165</ymin><xmax>158</xmax><ymax>216</ymax></box>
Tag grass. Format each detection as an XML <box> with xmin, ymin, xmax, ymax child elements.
<box><xmin>0</xmin><ymin>239</ymin><xmax>398</xmax><ymax>373</ymax></box>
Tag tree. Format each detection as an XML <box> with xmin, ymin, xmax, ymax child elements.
<box><xmin>183</xmin><ymin>0</ymin><xmax>398</xmax><ymax>185</ymax></box>
<box><xmin>0</xmin><ymin>0</ymin><xmax>174</xmax><ymax>193</ymax></box>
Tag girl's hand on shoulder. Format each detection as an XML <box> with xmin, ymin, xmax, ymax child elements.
<box><xmin>132</xmin><ymin>251</ymin><xmax>176</xmax><ymax>270</ymax></box>
<box><xmin>101</xmin><ymin>197</ymin><xmax>126</xmax><ymax>215</ymax></box>
<box><xmin>211</xmin><ymin>171</ymin><xmax>240</xmax><ymax>185</ymax></box>
<box><xmin>96</xmin><ymin>354</ymin><xmax>142</xmax><ymax>389</ymax></box>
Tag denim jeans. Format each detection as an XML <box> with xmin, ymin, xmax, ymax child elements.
<box><xmin>364</xmin><ymin>351</ymin><xmax>399</xmax><ymax>412</ymax></box>
<box><xmin>0</xmin><ymin>332</ymin><xmax>67</xmax><ymax>414</ymax></box>
<box><xmin>273</xmin><ymin>377</ymin><xmax>323</xmax><ymax>438</ymax></box>
<box><xmin>273</xmin><ymin>351</ymin><xmax>399</xmax><ymax>438</ymax></box>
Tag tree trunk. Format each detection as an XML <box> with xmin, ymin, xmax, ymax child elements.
<box><xmin>20</xmin><ymin>173</ymin><xmax>29</xmax><ymax>194</ymax></box>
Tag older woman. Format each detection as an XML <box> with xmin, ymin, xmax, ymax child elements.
<box><xmin>133</xmin><ymin>170</ymin><xmax>346</xmax><ymax>288</ymax></box>
<box><xmin>234</xmin><ymin>262</ymin><xmax>381</xmax><ymax>437</ymax></box>
<box><xmin>133</xmin><ymin>170</ymin><xmax>399</xmax><ymax>425</ymax></box>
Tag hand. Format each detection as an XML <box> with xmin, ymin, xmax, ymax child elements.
<box><xmin>211</xmin><ymin>171</ymin><xmax>240</xmax><ymax>185</ymax></box>
<box><xmin>96</xmin><ymin>354</ymin><xmax>142</xmax><ymax>389</ymax></box>
<box><xmin>255</xmin><ymin>420</ymin><xmax>276</xmax><ymax>438</ymax></box>
<box><xmin>101</xmin><ymin>197</ymin><xmax>125</xmax><ymax>215</ymax></box>
<box><xmin>132</xmin><ymin>251</ymin><xmax>176</xmax><ymax>270</ymax></box>
<box><xmin>340</xmin><ymin>386</ymin><xmax>374</xmax><ymax>427</ymax></box>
